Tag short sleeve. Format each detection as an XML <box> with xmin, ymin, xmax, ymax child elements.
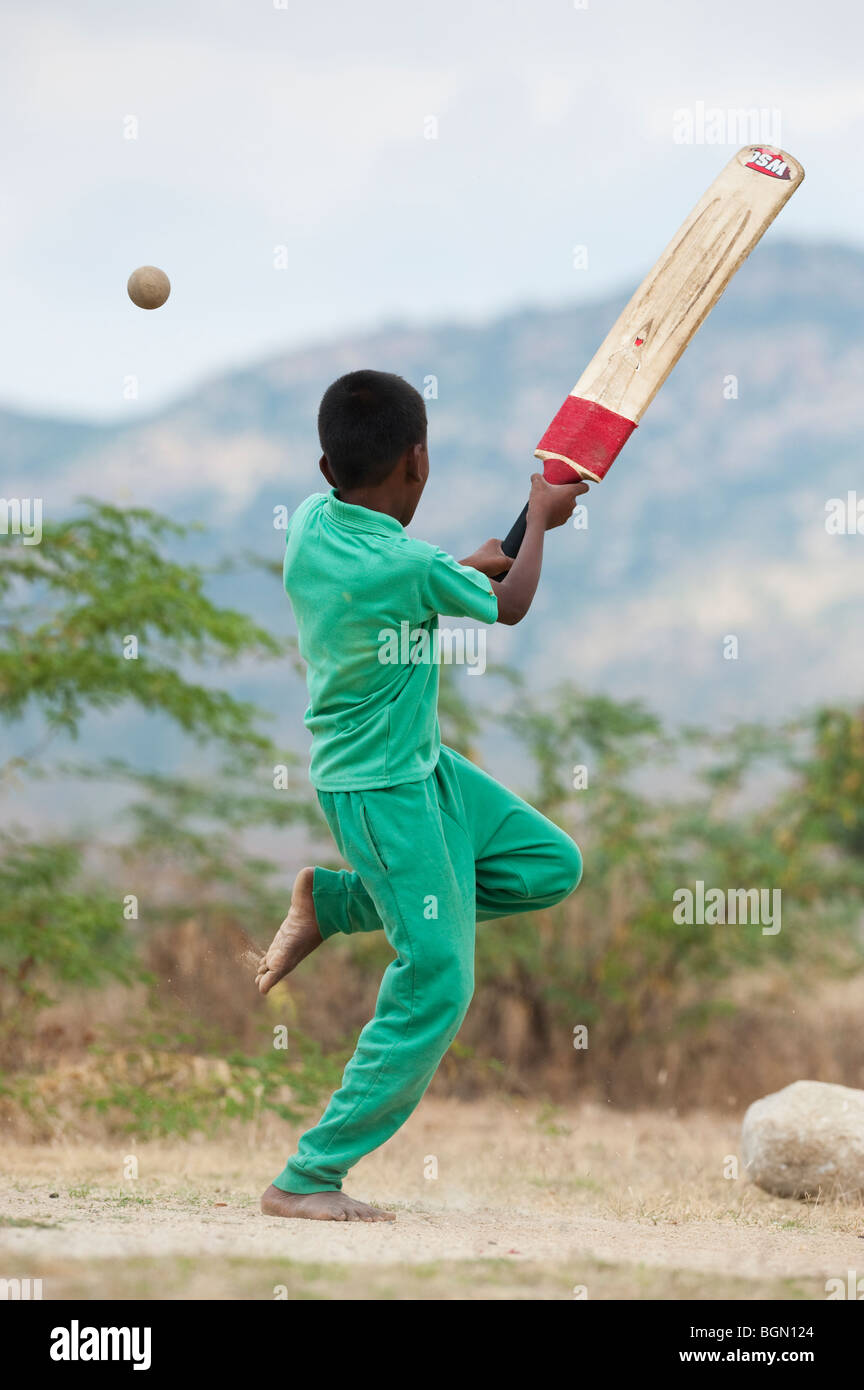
<box><xmin>424</xmin><ymin>548</ymin><xmax>498</xmax><ymax>624</ymax></box>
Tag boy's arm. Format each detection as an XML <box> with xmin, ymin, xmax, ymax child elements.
<box><xmin>462</xmin><ymin>475</ymin><xmax>588</xmax><ymax>626</ymax></box>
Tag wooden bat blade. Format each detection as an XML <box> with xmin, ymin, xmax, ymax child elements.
<box><xmin>536</xmin><ymin>145</ymin><xmax>805</xmax><ymax>483</ymax></box>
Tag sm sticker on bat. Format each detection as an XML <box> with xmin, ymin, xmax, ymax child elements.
<box><xmin>745</xmin><ymin>148</ymin><xmax>792</xmax><ymax>179</ymax></box>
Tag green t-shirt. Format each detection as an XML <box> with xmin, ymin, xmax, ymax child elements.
<box><xmin>283</xmin><ymin>490</ymin><xmax>498</xmax><ymax>790</ymax></box>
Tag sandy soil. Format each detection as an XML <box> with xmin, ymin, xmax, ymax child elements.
<box><xmin>1</xmin><ymin>1098</ymin><xmax>862</xmax><ymax>1300</ymax></box>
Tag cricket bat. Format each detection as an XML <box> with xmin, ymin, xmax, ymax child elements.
<box><xmin>499</xmin><ymin>145</ymin><xmax>805</xmax><ymax>565</ymax></box>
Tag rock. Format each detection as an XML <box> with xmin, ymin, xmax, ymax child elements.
<box><xmin>742</xmin><ymin>1080</ymin><xmax>864</xmax><ymax>1199</ymax></box>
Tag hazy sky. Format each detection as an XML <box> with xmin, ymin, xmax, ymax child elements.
<box><xmin>1</xmin><ymin>0</ymin><xmax>860</xmax><ymax>420</ymax></box>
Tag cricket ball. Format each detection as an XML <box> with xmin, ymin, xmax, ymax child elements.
<box><xmin>127</xmin><ymin>265</ymin><xmax>171</xmax><ymax>310</ymax></box>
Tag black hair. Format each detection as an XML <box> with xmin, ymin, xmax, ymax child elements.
<box><xmin>317</xmin><ymin>370</ymin><xmax>427</xmax><ymax>489</ymax></box>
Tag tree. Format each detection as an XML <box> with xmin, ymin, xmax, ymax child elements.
<box><xmin>0</xmin><ymin>500</ymin><xmax>314</xmax><ymax>1056</ymax></box>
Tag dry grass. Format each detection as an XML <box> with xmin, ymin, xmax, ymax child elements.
<box><xmin>1</xmin><ymin>1098</ymin><xmax>862</xmax><ymax>1300</ymax></box>
<box><xmin>11</xmin><ymin>939</ymin><xmax>864</xmax><ymax>1115</ymax></box>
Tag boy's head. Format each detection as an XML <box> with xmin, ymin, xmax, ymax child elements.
<box><xmin>318</xmin><ymin>370</ymin><xmax>428</xmax><ymax>523</ymax></box>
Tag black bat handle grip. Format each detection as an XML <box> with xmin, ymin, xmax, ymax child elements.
<box><xmin>493</xmin><ymin>501</ymin><xmax>529</xmax><ymax>582</ymax></box>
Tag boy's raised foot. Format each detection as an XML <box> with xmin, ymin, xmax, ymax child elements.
<box><xmin>255</xmin><ymin>866</ymin><xmax>321</xmax><ymax>994</ymax></box>
<box><xmin>260</xmin><ymin>1183</ymin><xmax>396</xmax><ymax>1222</ymax></box>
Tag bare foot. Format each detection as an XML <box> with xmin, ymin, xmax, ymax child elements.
<box><xmin>255</xmin><ymin>867</ymin><xmax>322</xmax><ymax>995</ymax></box>
<box><xmin>260</xmin><ymin>1183</ymin><xmax>396</xmax><ymax>1222</ymax></box>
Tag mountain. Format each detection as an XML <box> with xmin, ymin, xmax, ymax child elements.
<box><xmin>3</xmin><ymin>239</ymin><xmax>864</xmax><ymax>793</ymax></box>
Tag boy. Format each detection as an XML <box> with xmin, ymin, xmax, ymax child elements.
<box><xmin>256</xmin><ymin>370</ymin><xmax>585</xmax><ymax>1222</ymax></box>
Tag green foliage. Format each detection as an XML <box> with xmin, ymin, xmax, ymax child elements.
<box><xmin>499</xmin><ymin>674</ymin><xmax>666</xmax><ymax>818</ymax></box>
<box><xmin>87</xmin><ymin>757</ymin><xmax>325</xmax><ymax>933</ymax></box>
<box><xmin>0</xmin><ymin>500</ymin><xmax>316</xmax><ymax>1073</ymax></box>
<box><xmin>470</xmin><ymin>677</ymin><xmax>863</xmax><ymax>1054</ymax></box>
<box><xmin>80</xmin><ymin>1042</ymin><xmax>343</xmax><ymax>1138</ymax></box>
<box><xmin>0</xmin><ymin>1039</ymin><xmax>345</xmax><ymax>1141</ymax></box>
<box><xmin>0</xmin><ymin>499</ymin><xmax>287</xmax><ymax>765</ymax></box>
<box><xmin>0</xmin><ymin>833</ymin><xmax>136</xmax><ymax>1058</ymax></box>
<box><xmin>791</xmin><ymin>706</ymin><xmax>864</xmax><ymax>858</ymax></box>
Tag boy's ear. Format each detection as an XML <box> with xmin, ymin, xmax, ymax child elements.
<box><xmin>319</xmin><ymin>454</ymin><xmax>337</xmax><ymax>487</ymax></box>
<box><xmin>405</xmin><ymin>441</ymin><xmax>428</xmax><ymax>484</ymax></box>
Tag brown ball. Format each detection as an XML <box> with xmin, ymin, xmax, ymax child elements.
<box><xmin>127</xmin><ymin>265</ymin><xmax>171</xmax><ymax>310</ymax></box>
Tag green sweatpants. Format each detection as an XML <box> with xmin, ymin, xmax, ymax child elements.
<box><xmin>272</xmin><ymin>744</ymin><xmax>582</xmax><ymax>1194</ymax></box>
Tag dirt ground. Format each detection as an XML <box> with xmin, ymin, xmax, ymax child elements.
<box><xmin>1</xmin><ymin>1098</ymin><xmax>862</xmax><ymax>1300</ymax></box>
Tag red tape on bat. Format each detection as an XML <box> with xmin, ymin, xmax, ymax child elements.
<box><xmin>536</xmin><ymin>395</ymin><xmax>637</xmax><ymax>482</ymax></box>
